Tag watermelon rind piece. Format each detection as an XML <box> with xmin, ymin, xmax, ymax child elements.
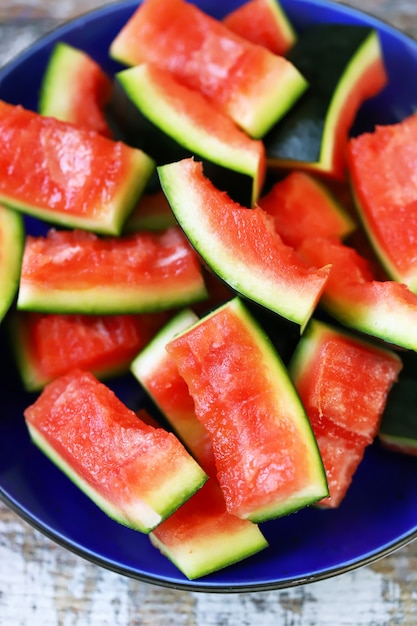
<box><xmin>0</xmin><ymin>204</ymin><xmax>24</xmax><ymax>324</ymax></box>
<box><xmin>113</xmin><ymin>62</ymin><xmax>265</xmax><ymax>206</ymax></box>
<box><xmin>348</xmin><ymin>114</ymin><xmax>417</xmax><ymax>292</ymax></box>
<box><xmin>109</xmin><ymin>0</ymin><xmax>308</xmax><ymax>139</ymax></box>
<box><xmin>149</xmin><ymin>480</ymin><xmax>268</xmax><ymax>580</ymax></box>
<box><xmin>38</xmin><ymin>42</ymin><xmax>112</xmax><ymax>137</ymax></box>
<box><xmin>27</xmin><ymin>421</ymin><xmax>207</xmax><ymax>533</ymax></box>
<box><xmin>17</xmin><ymin>228</ymin><xmax>209</xmax><ymax>315</ymax></box>
<box><xmin>24</xmin><ymin>370</ymin><xmax>208</xmax><ymax>533</ymax></box>
<box><xmin>223</xmin><ymin>0</ymin><xmax>296</xmax><ymax>55</ymax></box>
<box><xmin>167</xmin><ymin>297</ymin><xmax>329</xmax><ymax>523</ymax></box>
<box><xmin>265</xmin><ymin>25</ymin><xmax>386</xmax><ymax>179</ymax></box>
<box><xmin>158</xmin><ymin>158</ymin><xmax>330</xmax><ymax>331</ymax></box>
<box><xmin>0</xmin><ymin>100</ymin><xmax>155</xmax><ymax>236</ymax></box>
<box><xmin>131</xmin><ymin>308</ymin><xmax>214</xmax><ymax>471</ymax></box>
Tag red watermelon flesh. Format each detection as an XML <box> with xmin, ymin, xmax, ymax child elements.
<box><xmin>40</xmin><ymin>43</ymin><xmax>113</xmax><ymax>137</ymax></box>
<box><xmin>289</xmin><ymin>319</ymin><xmax>402</xmax><ymax>507</ymax></box>
<box><xmin>167</xmin><ymin>297</ymin><xmax>328</xmax><ymax>522</ymax></box>
<box><xmin>222</xmin><ymin>0</ymin><xmax>296</xmax><ymax>56</ymax></box>
<box><xmin>0</xmin><ymin>100</ymin><xmax>154</xmax><ymax>235</ymax></box>
<box><xmin>150</xmin><ymin>478</ymin><xmax>268</xmax><ymax>580</ymax></box>
<box><xmin>109</xmin><ymin>0</ymin><xmax>307</xmax><ymax>138</ymax></box>
<box><xmin>17</xmin><ymin>227</ymin><xmax>208</xmax><ymax>314</ymax></box>
<box><xmin>348</xmin><ymin>113</ymin><xmax>417</xmax><ymax>291</ymax></box>
<box><xmin>13</xmin><ymin>310</ymin><xmax>169</xmax><ymax>391</ymax></box>
<box><xmin>24</xmin><ymin>369</ymin><xmax>207</xmax><ymax>532</ymax></box>
<box><xmin>131</xmin><ymin>309</ymin><xmax>217</xmax><ymax>477</ymax></box>
<box><xmin>258</xmin><ymin>171</ymin><xmax>355</xmax><ymax>248</ymax></box>
<box><xmin>298</xmin><ymin>236</ymin><xmax>417</xmax><ymax>351</ymax></box>
<box><xmin>131</xmin><ymin>310</ymin><xmax>268</xmax><ymax>579</ymax></box>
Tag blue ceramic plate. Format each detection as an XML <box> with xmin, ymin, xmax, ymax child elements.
<box><xmin>1</xmin><ymin>0</ymin><xmax>417</xmax><ymax>592</ymax></box>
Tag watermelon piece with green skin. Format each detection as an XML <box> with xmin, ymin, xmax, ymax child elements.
<box><xmin>265</xmin><ymin>25</ymin><xmax>387</xmax><ymax>180</ymax></box>
<box><xmin>0</xmin><ymin>204</ymin><xmax>24</xmax><ymax>324</ymax></box>
<box><xmin>289</xmin><ymin>319</ymin><xmax>402</xmax><ymax>507</ymax></box>
<box><xmin>167</xmin><ymin>297</ymin><xmax>329</xmax><ymax>522</ymax></box>
<box><xmin>158</xmin><ymin>158</ymin><xmax>330</xmax><ymax>331</ymax></box>
<box><xmin>0</xmin><ymin>100</ymin><xmax>155</xmax><ymax>235</ymax></box>
<box><xmin>17</xmin><ymin>227</ymin><xmax>208</xmax><ymax>315</ymax></box>
<box><xmin>150</xmin><ymin>479</ymin><xmax>268</xmax><ymax>580</ymax></box>
<box><xmin>298</xmin><ymin>236</ymin><xmax>417</xmax><ymax>352</ymax></box>
<box><xmin>111</xmin><ymin>62</ymin><xmax>266</xmax><ymax>207</ymax></box>
<box><xmin>24</xmin><ymin>369</ymin><xmax>208</xmax><ymax>533</ymax></box>
<box><xmin>39</xmin><ymin>42</ymin><xmax>113</xmax><ymax>137</ymax></box>
<box><xmin>131</xmin><ymin>309</ymin><xmax>268</xmax><ymax>579</ymax></box>
<box><xmin>131</xmin><ymin>308</ymin><xmax>216</xmax><ymax>476</ymax></box>
<box><xmin>258</xmin><ymin>171</ymin><xmax>356</xmax><ymax>248</ymax></box>
<box><xmin>348</xmin><ymin>114</ymin><xmax>417</xmax><ymax>292</ymax></box>
<box><xmin>223</xmin><ymin>0</ymin><xmax>296</xmax><ymax>55</ymax></box>
<box><xmin>11</xmin><ymin>310</ymin><xmax>169</xmax><ymax>392</ymax></box>
<box><xmin>109</xmin><ymin>0</ymin><xmax>308</xmax><ymax>139</ymax></box>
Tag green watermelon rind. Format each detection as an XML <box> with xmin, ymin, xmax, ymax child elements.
<box><xmin>0</xmin><ymin>148</ymin><xmax>155</xmax><ymax>237</ymax></box>
<box><xmin>0</xmin><ymin>205</ymin><xmax>25</xmax><ymax>324</ymax></box>
<box><xmin>131</xmin><ymin>308</ymin><xmax>208</xmax><ymax>463</ymax></box>
<box><xmin>169</xmin><ymin>297</ymin><xmax>329</xmax><ymax>522</ymax></box>
<box><xmin>319</xmin><ymin>287</ymin><xmax>417</xmax><ymax>352</ymax></box>
<box><xmin>320</xmin><ymin>29</ymin><xmax>384</xmax><ymax>172</ymax></box>
<box><xmin>149</xmin><ymin>513</ymin><xmax>268</xmax><ymax>580</ymax></box>
<box><xmin>9</xmin><ymin>312</ymin><xmax>140</xmax><ymax>392</ymax></box>
<box><xmin>17</xmin><ymin>280</ymin><xmax>208</xmax><ymax>315</ymax></box>
<box><xmin>38</xmin><ymin>42</ymin><xmax>107</xmax><ymax>123</ymax></box>
<box><xmin>158</xmin><ymin>158</ymin><xmax>329</xmax><ymax>330</ymax></box>
<box><xmin>266</xmin><ymin>27</ymin><xmax>384</xmax><ymax>177</ymax></box>
<box><xmin>349</xmin><ymin>184</ymin><xmax>414</xmax><ymax>288</ymax></box>
<box><xmin>115</xmin><ymin>64</ymin><xmax>265</xmax><ymax>206</ymax></box>
<box><xmin>131</xmin><ymin>308</ymin><xmax>199</xmax><ymax>380</ymax></box>
<box><xmin>26</xmin><ymin>420</ymin><xmax>208</xmax><ymax>534</ymax></box>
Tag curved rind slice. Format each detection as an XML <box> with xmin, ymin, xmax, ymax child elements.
<box><xmin>299</xmin><ymin>236</ymin><xmax>417</xmax><ymax>351</ymax></box>
<box><xmin>109</xmin><ymin>0</ymin><xmax>308</xmax><ymax>138</ymax></box>
<box><xmin>150</xmin><ymin>480</ymin><xmax>268</xmax><ymax>580</ymax></box>
<box><xmin>24</xmin><ymin>370</ymin><xmax>207</xmax><ymax>533</ymax></box>
<box><xmin>265</xmin><ymin>25</ymin><xmax>387</xmax><ymax>180</ymax></box>
<box><xmin>114</xmin><ymin>62</ymin><xmax>266</xmax><ymax>206</ymax></box>
<box><xmin>132</xmin><ymin>309</ymin><xmax>268</xmax><ymax>579</ymax></box>
<box><xmin>39</xmin><ymin>42</ymin><xmax>113</xmax><ymax>137</ymax></box>
<box><xmin>0</xmin><ymin>100</ymin><xmax>154</xmax><ymax>235</ymax></box>
<box><xmin>348</xmin><ymin>114</ymin><xmax>417</xmax><ymax>292</ymax></box>
<box><xmin>166</xmin><ymin>297</ymin><xmax>329</xmax><ymax>522</ymax></box>
<box><xmin>11</xmin><ymin>310</ymin><xmax>168</xmax><ymax>392</ymax></box>
<box><xmin>289</xmin><ymin>319</ymin><xmax>402</xmax><ymax>507</ymax></box>
<box><xmin>17</xmin><ymin>227</ymin><xmax>208</xmax><ymax>315</ymax></box>
<box><xmin>158</xmin><ymin>158</ymin><xmax>330</xmax><ymax>330</ymax></box>
<box><xmin>223</xmin><ymin>0</ymin><xmax>296</xmax><ymax>55</ymax></box>
<box><xmin>0</xmin><ymin>204</ymin><xmax>24</xmax><ymax>324</ymax></box>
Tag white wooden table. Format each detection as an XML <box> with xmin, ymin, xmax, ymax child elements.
<box><xmin>1</xmin><ymin>1</ymin><xmax>417</xmax><ymax>624</ymax></box>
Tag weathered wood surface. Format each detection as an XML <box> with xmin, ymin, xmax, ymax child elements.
<box><xmin>1</xmin><ymin>1</ymin><xmax>417</xmax><ymax>624</ymax></box>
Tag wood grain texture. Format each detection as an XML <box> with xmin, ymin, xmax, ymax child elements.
<box><xmin>1</xmin><ymin>1</ymin><xmax>417</xmax><ymax>624</ymax></box>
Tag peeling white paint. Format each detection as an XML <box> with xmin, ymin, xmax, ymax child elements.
<box><xmin>193</xmin><ymin>567</ymin><xmax>399</xmax><ymax>626</ymax></box>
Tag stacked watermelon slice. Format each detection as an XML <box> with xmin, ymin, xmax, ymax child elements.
<box><xmin>0</xmin><ymin>0</ymin><xmax>415</xmax><ymax>581</ymax></box>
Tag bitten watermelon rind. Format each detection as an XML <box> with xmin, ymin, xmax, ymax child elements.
<box><xmin>158</xmin><ymin>158</ymin><xmax>330</xmax><ymax>330</ymax></box>
<box><xmin>115</xmin><ymin>64</ymin><xmax>265</xmax><ymax>206</ymax></box>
